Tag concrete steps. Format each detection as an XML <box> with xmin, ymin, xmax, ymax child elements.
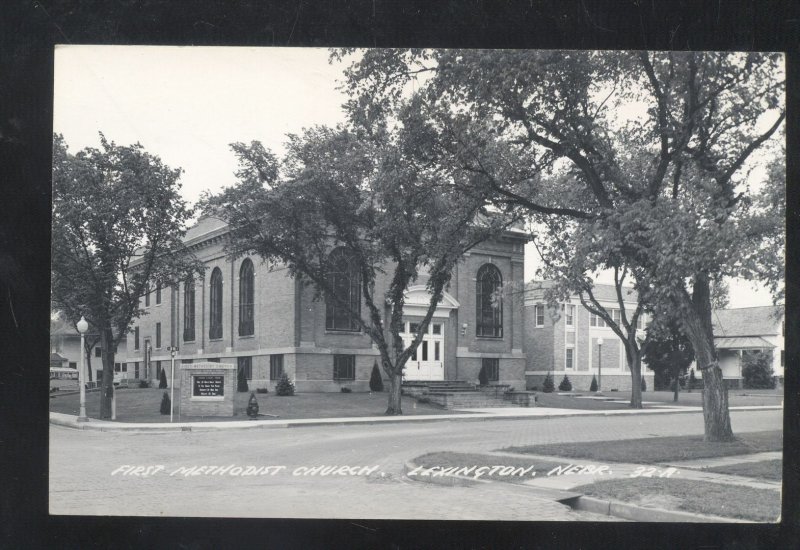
<box><xmin>402</xmin><ymin>381</ymin><xmax>536</xmax><ymax>409</ymax></box>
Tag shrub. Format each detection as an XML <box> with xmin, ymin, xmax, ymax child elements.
<box><xmin>417</xmin><ymin>396</ymin><xmax>430</xmax><ymax>404</ymax></box>
<box><xmin>558</xmin><ymin>375</ymin><xmax>572</xmax><ymax>392</ymax></box>
<box><xmin>641</xmin><ymin>377</ymin><xmax>647</xmax><ymax>392</ymax></box>
<box><xmin>369</xmin><ymin>361</ymin><xmax>384</xmax><ymax>392</ymax></box>
<box><xmin>159</xmin><ymin>392</ymin><xmax>170</xmax><ymax>415</ymax></box>
<box><xmin>478</xmin><ymin>364</ymin><xmax>489</xmax><ymax>386</ymax></box>
<box><xmin>139</xmin><ymin>379</ymin><xmax>149</xmax><ymax>389</ymax></box>
<box><xmin>590</xmin><ymin>375</ymin><xmax>598</xmax><ymax>392</ymax></box>
<box><xmin>159</xmin><ymin>369</ymin><xmax>167</xmax><ymax>389</ymax></box>
<box><xmin>542</xmin><ymin>372</ymin><xmax>555</xmax><ymax>393</ymax></box>
<box><xmin>742</xmin><ymin>351</ymin><xmax>775</xmax><ymax>389</ymax></box>
<box><xmin>276</xmin><ymin>372</ymin><xmax>295</xmax><ymax>396</ymax></box>
<box><xmin>340</xmin><ymin>386</ymin><xmax>352</xmax><ymax>393</ymax></box>
<box><xmin>256</xmin><ymin>387</ymin><xmax>269</xmax><ymax>394</ymax></box>
<box><xmin>237</xmin><ymin>367</ymin><xmax>249</xmax><ymax>392</ymax></box>
<box><xmin>246</xmin><ymin>392</ymin><xmax>259</xmax><ymax>418</ymax></box>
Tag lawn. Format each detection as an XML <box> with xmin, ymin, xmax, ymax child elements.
<box><xmin>49</xmin><ymin>387</ymin><xmax>459</xmax><ymax>422</ymax></box>
<box><xmin>413</xmin><ymin>451</ymin><xmax>570</xmax><ymax>483</ymax></box>
<box><xmin>572</xmin><ymin>477</ymin><xmax>780</xmax><ymax>522</ymax></box>
<box><xmin>502</xmin><ymin>431</ymin><xmax>783</xmax><ymax>464</ymax></box>
<box><xmin>704</xmin><ymin>459</ymin><xmax>783</xmax><ymax>481</ymax></box>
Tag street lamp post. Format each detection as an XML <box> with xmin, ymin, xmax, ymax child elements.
<box><xmin>167</xmin><ymin>346</ymin><xmax>178</xmax><ymax>422</ymax></box>
<box><xmin>596</xmin><ymin>337</ymin><xmax>604</xmax><ymax>393</ymax></box>
<box><xmin>76</xmin><ymin>316</ymin><xmax>89</xmax><ymax>421</ymax></box>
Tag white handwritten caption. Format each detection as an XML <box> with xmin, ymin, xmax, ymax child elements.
<box><xmin>111</xmin><ymin>463</ymin><xmax>679</xmax><ymax>479</ymax></box>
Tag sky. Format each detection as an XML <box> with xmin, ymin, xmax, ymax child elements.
<box><xmin>53</xmin><ymin>46</ymin><xmax>780</xmax><ymax>309</ymax></box>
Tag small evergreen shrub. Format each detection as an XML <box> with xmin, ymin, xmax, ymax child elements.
<box><xmin>478</xmin><ymin>364</ymin><xmax>489</xmax><ymax>386</ymax></box>
<box><xmin>139</xmin><ymin>379</ymin><xmax>149</xmax><ymax>389</ymax></box>
<box><xmin>159</xmin><ymin>369</ymin><xmax>167</xmax><ymax>389</ymax></box>
<box><xmin>558</xmin><ymin>375</ymin><xmax>572</xmax><ymax>391</ymax></box>
<box><xmin>276</xmin><ymin>372</ymin><xmax>295</xmax><ymax>396</ymax></box>
<box><xmin>369</xmin><ymin>361</ymin><xmax>384</xmax><ymax>392</ymax></box>
<box><xmin>246</xmin><ymin>392</ymin><xmax>259</xmax><ymax>418</ymax></box>
<box><xmin>641</xmin><ymin>377</ymin><xmax>647</xmax><ymax>392</ymax></box>
<box><xmin>237</xmin><ymin>367</ymin><xmax>249</xmax><ymax>392</ymax></box>
<box><xmin>256</xmin><ymin>387</ymin><xmax>269</xmax><ymax>394</ymax></box>
<box><xmin>340</xmin><ymin>386</ymin><xmax>352</xmax><ymax>393</ymax></box>
<box><xmin>542</xmin><ymin>372</ymin><xmax>555</xmax><ymax>393</ymax></box>
<box><xmin>159</xmin><ymin>392</ymin><xmax>170</xmax><ymax>415</ymax></box>
<box><xmin>742</xmin><ymin>352</ymin><xmax>775</xmax><ymax>389</ymax></box>
<box><xmin>590</xmin><ymin>375</ymin><xmax>598</xmax><ymax>392</ymax></box>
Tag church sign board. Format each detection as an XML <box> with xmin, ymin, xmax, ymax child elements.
<box><xmin>180</xmin><ymin>362</ymin><xmax>236</xmax><ymax>417</ymax></box>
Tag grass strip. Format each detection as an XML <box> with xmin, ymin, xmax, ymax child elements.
<box><xmin>703</xmin><ymin>459</ymin><xmax>783</xmax><ymax>481</ymax></box>
<box><xmin>502</xmin><ymin>431</ymin><xmax>782</xmax><ymax>464</ymax></box>
<box><xmin>572</xmin><ymin>477</ymin><xmax>780</xmax><ymax>522</ymax></box>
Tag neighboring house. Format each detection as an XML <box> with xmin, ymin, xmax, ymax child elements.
<box><xmin>524</xmin><ymin>281</ymin><xmax>652</xmax><ymax>392</ymax></box>
<box><xmin>124</xmin><ymin>215</ymin><xmax>529</xmax><ymax>391</ymax></box>
<box><xmin>50</xmin><ymin>317</ymin><xmax>127</xmax><ymax>381</ymax></box>
<box><xmin>700</xmin><ymin>305</ymin><xmax>785</xmax><ymax>387</ymax></box>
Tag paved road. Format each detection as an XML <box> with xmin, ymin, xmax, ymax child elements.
<box><xmin>49</xmin><ymin>409</ymin><xmax>781</xmax><ymax>520</ymax></box>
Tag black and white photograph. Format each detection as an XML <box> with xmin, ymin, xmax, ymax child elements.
<box><xmin>47</xmin><ymin>45</ymin><xmax>785</xmax><ymax>525</ymax></box>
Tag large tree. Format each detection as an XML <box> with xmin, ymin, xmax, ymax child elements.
<box><xmin>52</xmin><ymin>134</ymin><xmax>200</xmax><ymax>418</ymax></box>
<box><xmin>205</xmin><ymin>103</ymin><xmax>510</xmax><ymax>415</ymax></box>
<box><xmin>335</xmin><ymin>49</ymin><xmax>784</xmax><ymax>440</ymax></box>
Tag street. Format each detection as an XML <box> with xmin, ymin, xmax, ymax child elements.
<box><xmin>49</xmin><ymin>409</ymin><xmax>782</xmax><ymax>520</ymax></box>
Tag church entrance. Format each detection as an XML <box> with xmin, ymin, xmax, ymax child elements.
<box><xmin>401</xmin><ymin>321</ymin><xmax>444</xmax><ymax>381</ymax></box>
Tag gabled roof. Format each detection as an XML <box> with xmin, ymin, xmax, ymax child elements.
<box><xmin>712</xmin><ymin>306</ymin><xmax>783</xmax><ymax>337</ymax></box>
<box><xmin>715</xmin><ymin>336</ymin><xmax>775</xmax><ymax>350</ymax></box>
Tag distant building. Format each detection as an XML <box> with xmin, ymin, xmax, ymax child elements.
<box><xmin>50</xmin><ymin>317</ymin><xmax>127</xmax><ymax>381</ymax></box>
<box><xmin>704</xmin><ymin>305</ymin><xmax>785</xmax><ymax>387</ymax></box>
<box><xmin>124</xmin><ymin>215</ymin><xmax>529</xmax><ymax>391</ymax></box>
<box><xmin>524</xmin><ymin>281</ymin><xmax>652</xmax><ymax>392</ymax></box>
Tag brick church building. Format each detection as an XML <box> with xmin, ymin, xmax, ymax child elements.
<box><xmin>124</xmin><ymin>215</ymin><xmax>528</xmax><ymax>392</ymax></box>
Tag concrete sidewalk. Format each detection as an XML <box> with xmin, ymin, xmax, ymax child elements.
<box><xmin>49</xmin><ymin>404</ymin><xmax>782</xmax><ymax>432</ymax></box>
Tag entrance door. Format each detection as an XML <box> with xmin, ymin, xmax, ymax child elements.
<box><xmin>401</xmin><ymin>321</ymin><xmax>444</xmax><ymax>381</ymax></box>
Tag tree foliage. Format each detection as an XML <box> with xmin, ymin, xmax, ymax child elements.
<box><xmin>642</xmin><ymin>314</ymin><xmax>695</xmax><ymax>399</ymax></box>
<box><xmin>51</xmin><ymin>134</ymin><xmax>201</xmax><ymax>418</ymax></box>
<box><xmin>205</xmin><ymin>98</ymin><xmax>511</xmax><ymax>415</ymax></box>
<box><xmin>741</xmin><ymin>351</ymin><xmax>775</xmax><ymax>389</ymax></box>
<box><xmin>334</xmin><ymin>49</ymin><xmax>784</xmax><ymax>439</ymax></box>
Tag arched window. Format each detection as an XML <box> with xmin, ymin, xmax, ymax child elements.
<box><xmin>209</xmin><ymin>267</ymin><xmax>223</xmax><ymax>340</ymax></box>
<box><xmin>476</xmin><ymin>264</ymin><xmax>503</xmax><ymax>338</ymax></box>
<box><xmin>183</xmin><ymin>276</ymin><xmax>195</xmax><ymax>342</ymax></box>
<box><xmin>238</xmin><ymin>259</ymin><xmax>254</xmax><ymax>336</ymax></box>
<box><xmin>325</xmin><ymin>248</ymin><xmax>361</xmax><ymax>331</ymax></box>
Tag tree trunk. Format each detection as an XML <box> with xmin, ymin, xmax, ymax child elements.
<box><xmin>84</xmin><ymin>345</ymin><xmax>93</xmax><ymax>382</ymax></box>
<box><xmin>682</xmin><ymin>274</ymin><xmax>734</xmax><ymax>441</ymax></box>
<box><xmin>385</xmin><ymin>371</ymin><xmax>403</xmax><ymax>415</ymax></box>
<box><xmin>672</xmin><ymin>364</ymin><xmax>680</xmax><ymax>402</ymax></box>
<box><xmin>625</xmin><ymin>339</ymin><xmax>643</xmax><ymax>409</ymax></box>
<box><xmin>99</xmin><ymin>326</ymin><xmax>115</xmax><ymax>419</ymax></box>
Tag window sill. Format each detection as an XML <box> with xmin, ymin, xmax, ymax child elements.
<box><xmin>183</xmin><ymin>339</ymin><xmax>196</xmax><ymax>344</ymax></box>
<box><xmin>238</xmin><ymin>334</ymin><xmax>255</xmax><ymax>339</ymax></box>
<box><xmin>475</xmin><ymin>335</ymin><xmax>504</xmax><ymax>340</ymax></box>
<box><xmin>325</xmin><ymin>330</ymin><xmax>362</xmax><ymax>335</ymax></box>
<box><xmin>208</xmin><ymin>338</ymin><xmax>224</xmax><ymax>342</ymax></box>
<box><xmin>333</xmin><ymin>379</ymin><xmax>356</xmax><ymax>382</ymax></box>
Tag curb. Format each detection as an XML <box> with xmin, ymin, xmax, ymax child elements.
<box><xmin>49</xmin><ymin>405</ymin><xmax>782</xmax><ymax>433</ymax></box>
<box><xmin>571</xmin><ymin>495</ymin><xmax>751</xmax><ymax>523</ymax></box>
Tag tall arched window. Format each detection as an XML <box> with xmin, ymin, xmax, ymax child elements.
<box><xmin>183</xmin><ymin>275</ymin><xmax>195</xmax><ymax>342</ymax></box>
<box><xmin>209</xmin><ymin>267</ymin><xmax>223</xmax><ymax>340</ymax></box>
<box><xmin>325</xmin><ymin>248</ymin><xmax>361</xmax><ymax>331</ymax></box>
<box><xmin>238</xmin><ymin>259</ymin><xmax>254</xmax><ymax>336</ymax></box>
<box><xmin>476</xmin><ymin>263</ymin><xmax>503</xmax><ymax>338</ymax></box>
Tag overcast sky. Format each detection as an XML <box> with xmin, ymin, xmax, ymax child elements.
<box><xmin>53</xmin><ymin>45</ymin><xmax>779</xmax><ymax>308</ymax></box>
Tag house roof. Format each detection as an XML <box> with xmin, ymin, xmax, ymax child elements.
<box><xmin>711</xmin><ymin>306</ymin><xmax>783</xmax><ymax>337</ymax></box>
<box><xmin>50</xmin><ymin>352</ymin><xmax>68</xmax><ymax>362</ymax></box>
<box><xmin>714</xmin><ymin>336</ymin><xmax>775</xmax><ymax>350</ymax></box>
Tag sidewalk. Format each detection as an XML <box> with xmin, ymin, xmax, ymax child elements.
<box><xmin>49</xmin><ymin>403</ymin><xmax>782</xmax><ymax>432</ymax></box>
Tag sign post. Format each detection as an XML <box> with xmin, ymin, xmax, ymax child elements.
<box><xmin>167</xmin><ymin>346</ymin><xmax>178</xmax><ymax>422</ymax></box>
